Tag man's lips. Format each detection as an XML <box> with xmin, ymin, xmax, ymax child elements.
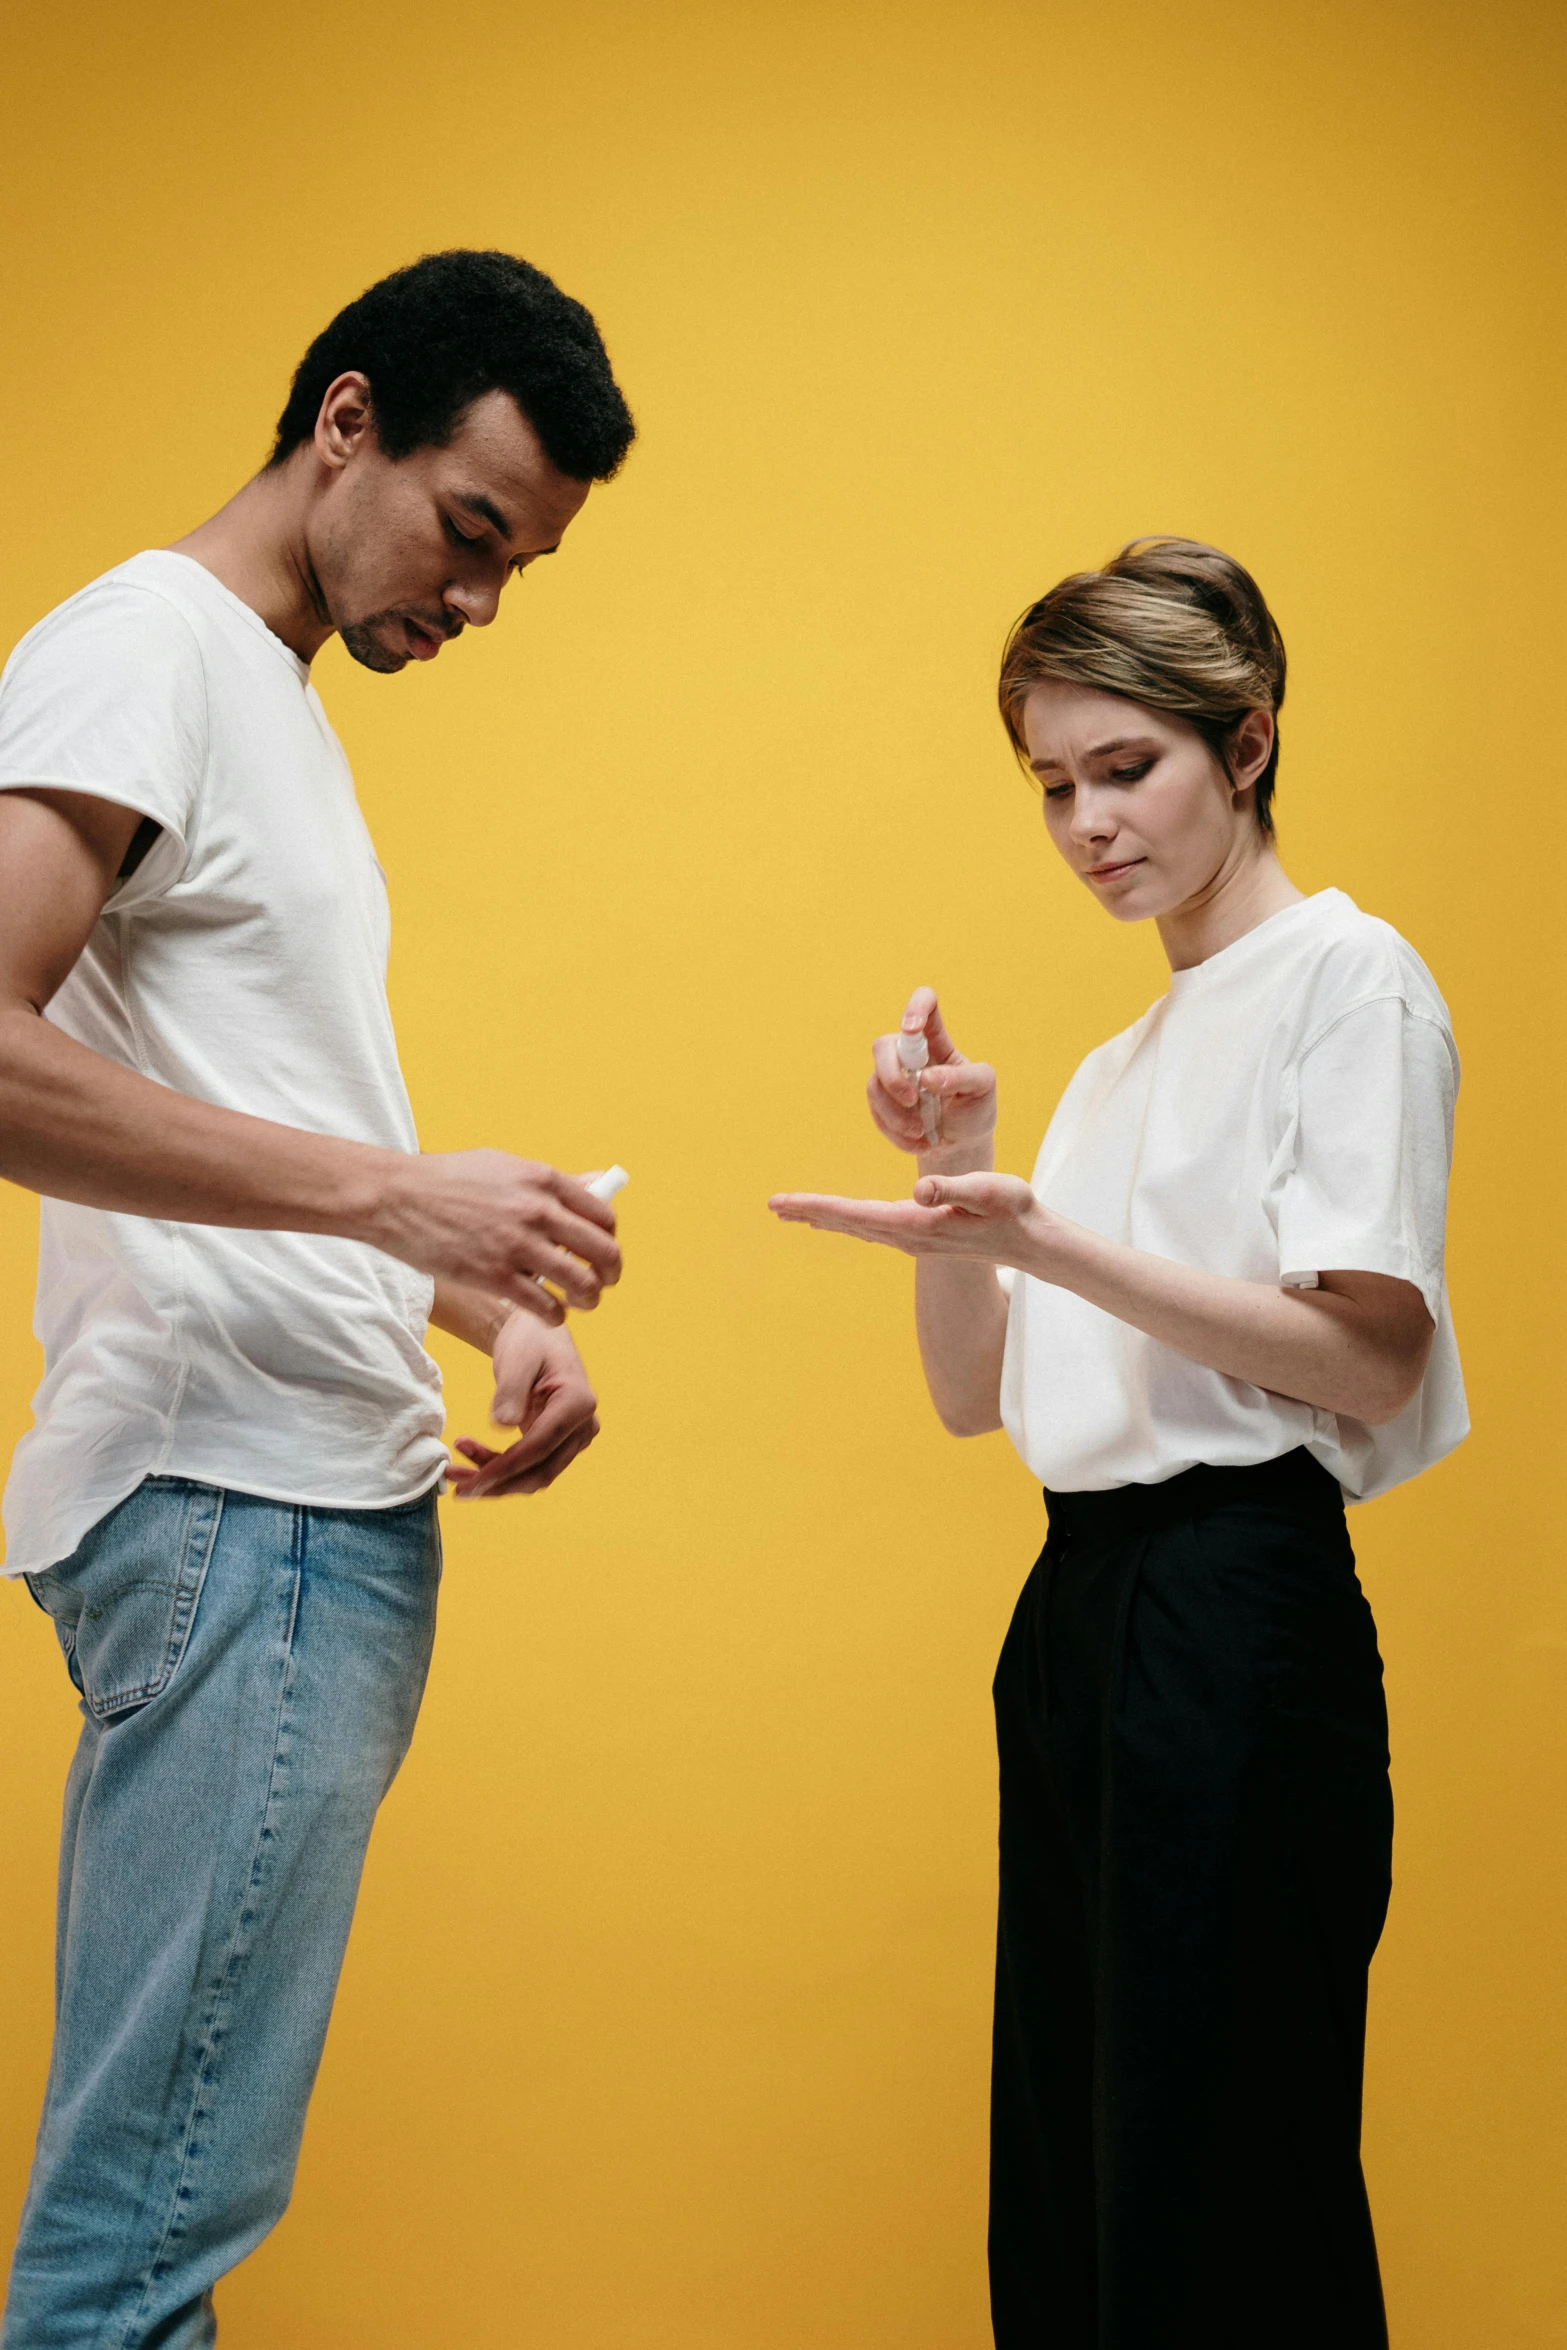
<box><xmin>1084</xmin><ymin>856</ymin><xmax>1146</xmax><ymax>882</ymax></box>
<box><xmin>402</xmin><ymin>615</ymin><xmax>449</xmax><ymax>660</ymax></box>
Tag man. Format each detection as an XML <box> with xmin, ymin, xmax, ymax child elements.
<box><xmin>0</xmin><ymin>248</ymin><xmax>635</xmax><ymax>2346</ymax></box>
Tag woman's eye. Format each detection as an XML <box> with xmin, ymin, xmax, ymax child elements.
<box><xmin>1043</xmin><ymin>783</ymin><xmax>1073</xmax><ymax>801</ymax></box>
<box><xmin>1111</xmin><ymin>760</ymin><xmax>1154</xmax><ymax>783</ymax></box>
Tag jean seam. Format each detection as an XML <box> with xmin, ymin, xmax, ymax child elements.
<box><xmin>115</xmin><ymin>1507</ymin><xmax>305</xmax><ymax>2350</ymax></box>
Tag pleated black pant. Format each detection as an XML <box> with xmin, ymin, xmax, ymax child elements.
<box><xmin>989</xmin><ymin>1449</ymin><xmax>1393</xmax><ymax>2349</ymax></box>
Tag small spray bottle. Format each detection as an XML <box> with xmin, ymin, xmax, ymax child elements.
<box><xmin>586</xmin><ymin>1165</ymin><xmax>630</xmax><ymax>1203</ymax></box>
<box><xmin>896</xmin><ymin>1029</ymin><xmax>942</xmax><ymax>1148</ymax></box>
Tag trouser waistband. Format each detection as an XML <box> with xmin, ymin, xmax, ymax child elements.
<box><xmin>1042</xmin><ymin>1448</ymin><xmax>1345</xmax><ymax>1544</ymax></box>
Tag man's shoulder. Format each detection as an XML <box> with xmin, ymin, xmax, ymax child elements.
<box><xmin>4</xmin><ymin>553</ymin><xmax>207</xmax><ymax>683</ymax></box>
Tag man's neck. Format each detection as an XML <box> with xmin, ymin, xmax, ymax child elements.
<box><xmin>167</xmin><ymin>458</ymin><xmax>332</xmax><ymax>665</ymax></box>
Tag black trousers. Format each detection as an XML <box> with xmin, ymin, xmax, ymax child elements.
<box><xmin>989</xmin><ymin>1450</ymin><xmax>1393</xmax><ymax>2350</ymax></box>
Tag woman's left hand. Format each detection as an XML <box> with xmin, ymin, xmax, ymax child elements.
<box><xmin>769</xmin><ymin>1170</ymin><xmax>1046</xmax><ymax>1264</ymax></box>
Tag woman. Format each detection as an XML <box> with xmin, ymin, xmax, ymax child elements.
<box><xmin>770</xmin><ymin>539</ymin><xmax>1466</xmax><ymax>2349</ymax></box>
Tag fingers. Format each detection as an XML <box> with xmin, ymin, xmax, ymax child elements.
<box><xmin>871</xmin><ymin>1033</ymin><xmax>921</xmax><ymax>1114</ymax></box>
<box><xmin>531</xmin><ymin>1195</ymin><xmax>622</xmax><ymax>1284</ymax></box>
<box><xmin>900</xmin><ymin>984</ymin><xmax>961</xmax><ymax>1067</ymax></box>
<box><xmin>900</xmin><ymin>983</ymin><xmax>939</xmax><ymax>1036</ymax></box>
<box><xmin>552</xmin><ymin>1171</ymin><xmax>619</xmax><ymax>1235</ymax></box>
<box><xmin>491</xmin><ymin>1202</ymin><xmax>620</xmax><ymax>1311</ymax></box>
<box><xmin>493</xmin><ymin>1379</ymin><xmax>598</xmax><ymax>1466</ymax></box>
<box><xmin>506</xmin><ymin>1240</ymin><xmax>606</xmax><ymax>1312</ymax></box>
<box><xmin>911</xmin><ymin>1174</ymin><xmax>988</xmax><ymax>1212</ymax></box>
<box><xmin>396</xmin><ymin>1153</ymin><xmax>622</xmax><ymax>1307</ymax></box>
<box><xmin>767</xmin><ymin>1191</ymin><xmax>942</xmax><ymax>1250</ymax></box>
<box><xmin>448</xmin><ymin>1416</ymin><xmax>600</xmax><ymax>1498</ymax></box>
<box><xmin>873</xmin><ymin>988</ymin><xmax>974</xmax><ymax>1141</ymax></box>
<box><xmin>919</xmin><ymin>1059</ymin><xmax>996</xmax><ymax>1101</ymax></box>
<box><xmin>913</xmin><ymin>1170</ymin><xmax>1037</xmax><ymax>1216</ymax></box>
<box><xmin>868</xmin><ymin>1064</ymin><xmax>929</xmax><ymax>1148</ymax></box>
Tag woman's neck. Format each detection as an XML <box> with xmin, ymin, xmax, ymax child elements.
<box><xmin>1156</xmin><ymin>843</ymin><xmax>1305</xmax><ymax>972</ymax></box>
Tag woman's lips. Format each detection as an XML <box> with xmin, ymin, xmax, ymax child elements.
<box><xmin>1085</xmin><ymin>857</ymin><xmax>1145</xmax><ymax>882</ymax></box>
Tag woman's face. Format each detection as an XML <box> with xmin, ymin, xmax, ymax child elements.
<box><xmin>1020</xmin><ymin>680</ymin><xmax>1272</xmax><ymax>924</ymax></box>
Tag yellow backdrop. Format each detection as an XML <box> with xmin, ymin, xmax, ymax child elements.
<box><xmin>2</xmin><ymin>2</ymin><xmax>1563</xmax><ymax>2342</ymax></box>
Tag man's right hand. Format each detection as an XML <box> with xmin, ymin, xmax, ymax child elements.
<box><xmin>371</xmin><ymin>1150</ymin><xmax>621</xmax><ymax>1323</ymax></box>
<box><xmin>0</xmin><ymin>792</ymin><xmax>623</xmax><ymax>1317</ymax></box>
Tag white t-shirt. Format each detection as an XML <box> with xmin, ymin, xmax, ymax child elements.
<box><xmin>999</xmin><ymin>890</ymin><xmax>1468</xmax><ymax>1502</ymax></box>
<box><xmin>0</xmin><ymin>551</ymin><xmax>447</xmax><ymax>1575</ymax></box>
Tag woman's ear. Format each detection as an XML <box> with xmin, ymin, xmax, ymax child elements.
<box><xmin>1227</xmin><ymin>707</ymin><xmax>1275</xmax><ymax>801</ymax></box>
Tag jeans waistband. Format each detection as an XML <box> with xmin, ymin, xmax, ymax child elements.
<box><xmin>1042</xmin><ymin>1448</ymin><xmax>1345</xmax><ymax>1544</ymax></box>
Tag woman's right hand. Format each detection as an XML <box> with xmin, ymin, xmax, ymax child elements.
<box><xmin>869</xmin><ymin>987</ymin><xmax>997</xmax><ymax>1162</ymax></box>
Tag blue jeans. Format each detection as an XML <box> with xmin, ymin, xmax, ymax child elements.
<box><xmin>3</xmin><ymin>1477</ymin><xmax>441</xmax><ymax>2348</ymax></box>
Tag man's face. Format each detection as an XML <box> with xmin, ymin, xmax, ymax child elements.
<box><xmin>306</xmin><ymin>385</ymin><xmax>591</xmax><ymax>673</ymax></box>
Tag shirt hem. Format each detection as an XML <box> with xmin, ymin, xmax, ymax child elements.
<box><xmin>3</xmin><ymin>1456</ymin><xmax>449</xmax><ymax>1578</ymax></box>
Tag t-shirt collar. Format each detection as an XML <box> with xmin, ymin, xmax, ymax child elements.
<box><xmin>1165</xmin><ymin>890</ymin><xmax>1346</xmax><ymax>997</ymax></box>
<box><xmin>139</xmin><ymin>549</ymin><xmax>313</xmax><ymax>683</ymax></box>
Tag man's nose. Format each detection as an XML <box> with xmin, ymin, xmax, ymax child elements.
<box><xmin>444</xmin><ymin>578</ymin><xmax>501</xmax><ymax>629</ymax></box>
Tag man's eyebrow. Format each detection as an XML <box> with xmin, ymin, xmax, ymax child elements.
<box><xmin>453</xmin><ymin>491</ymin><xmax>514</xmax><ymax>537</ymax></box>
<box><xmin>1029</xmin><ymin>736</ymin><xmax>1148</xmax><ymax>773</ymax></box>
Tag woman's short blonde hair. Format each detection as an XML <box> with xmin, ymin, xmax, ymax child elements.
<box><xmin>997</xmin><ymin>538</ymin><xmax>1288</xmax><ymax>834</ymax></box>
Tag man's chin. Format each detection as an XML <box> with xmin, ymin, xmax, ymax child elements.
<box><xmin>339</xmin><ymin>621</ymin><xmax>408</xmax><ymax>675</ymax></box>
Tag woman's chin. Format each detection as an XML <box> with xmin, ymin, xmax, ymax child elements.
<box><xmin>1085</xmin><ymin>873</ymin><xmax>1164</xmax><ymax>923</ymax></box>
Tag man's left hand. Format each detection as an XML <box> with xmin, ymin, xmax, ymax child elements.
<box><xmin>446</xmin><ymin>1316</ymin><xmax>600</xmax><ymax>1499</ymax></box>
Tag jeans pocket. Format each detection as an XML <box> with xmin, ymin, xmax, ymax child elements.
<box><xmin>26</xmin><ymin>1479</ymin><xmax>225</xmax><ymax>1721</ymax></box>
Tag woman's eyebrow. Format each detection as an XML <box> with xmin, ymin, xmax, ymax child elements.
<box><xmin>1030</xmin><ymin>737</ymin><xmax>1146</xmax><ymax>774</ymax></box>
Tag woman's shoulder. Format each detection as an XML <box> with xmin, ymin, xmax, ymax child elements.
<box><xmin>1290</xmin><ymin>890</ymin><xmax>1453</xmax><ymax>1044</ymax></box>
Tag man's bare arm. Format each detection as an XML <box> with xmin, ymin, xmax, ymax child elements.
<box><xmin>0</xmin><ymin>790</ymin><xmax>620</xmax><ymax>1319</ymax></box>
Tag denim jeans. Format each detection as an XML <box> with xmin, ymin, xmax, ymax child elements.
<box><xmin>3</xmin><ymin>1476</ymin><xmax>441</xmax><ymax>2349</ymax></box>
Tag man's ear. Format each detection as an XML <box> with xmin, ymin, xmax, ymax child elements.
<box><xmin>313</xmin><ymin>372</ymin><xmax>378</xmax><ymax>473</ymax></box>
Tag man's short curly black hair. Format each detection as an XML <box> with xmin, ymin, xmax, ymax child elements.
<box><xmin>269</xmin><ymin>249</ymin><xmax>635</xmax><ymax>483</ymax></box>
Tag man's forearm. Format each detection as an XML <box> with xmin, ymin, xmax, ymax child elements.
<box><xmin>428</xmin><ymin>1278</ymin><xmax>515</xmax><ymax>1353</ymax></box>
<box><xmin>0</xmin><ymin>1004</ymin><xmax>399</xmax><ymax>1239</ymax></box>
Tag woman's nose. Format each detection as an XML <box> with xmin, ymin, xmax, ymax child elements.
<box><xmin>1070</xmin><ymin>791</ymin><xmax>1115</xmax><ymax>842</ymax></box>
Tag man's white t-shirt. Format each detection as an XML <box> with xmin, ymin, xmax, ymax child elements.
<box><xmin>0</xmin><ymin>551</ymin><xmax>447</xmax><ymax>1575</ymax></box>
<box><xmin>999</xmin><ymin>889</ymin><xmax>1468</xmax><ymax>1502</ymax></box>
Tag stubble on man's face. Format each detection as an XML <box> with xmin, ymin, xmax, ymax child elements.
<box><xmin>313</xmin><ymin>465</ymin><xmax>453</xmax><ymax>673</ymax></box>
<box><xmin>311</xmin><ymin>394</ymin><xmax>589</xmax><ymax>676</ymax></box>
<box><xmin>338</xmin><ymin>607</ymin><xmax>454</xmax><ymax>672</ymax></box>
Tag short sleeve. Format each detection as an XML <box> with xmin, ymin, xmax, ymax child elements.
<box><xmin>0</xmin><ymin>581</ymin><xmax>207</xmax><ymax>904</ymax></box>
<box><xmin>1274</xmin><ymin>996</ymin><xmax>1457</xmax><ymax>1323</ymax></box>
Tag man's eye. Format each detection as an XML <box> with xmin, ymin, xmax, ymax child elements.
<box><xmin>442</xmin><ymin>516</ymin><xmax>481</xmax><ymax>548</ymax></box>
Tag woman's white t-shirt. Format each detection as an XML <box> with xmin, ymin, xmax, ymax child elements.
<box><xmin>0</xmin><ymin>551</ymin><xmax>448</xmax><ymax>1575</ymax></box>
<box><xmin>999</xmin><ymin>890</ymin><xmax>1467</xmax><ymax>1502</ymax></box>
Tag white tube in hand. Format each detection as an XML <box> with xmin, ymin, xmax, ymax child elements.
<box><xmin>586</xmin><ymin>1165</ymin><xmax>630</xmax><ymax>1202</ymax></box>
<box><xmin>896</xmin><ymin>1030</ymin><xmax>942</xmax><ymax>1148</ymax></box>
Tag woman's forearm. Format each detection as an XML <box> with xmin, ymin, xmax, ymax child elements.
<box><xmin>1021</xmin><ymin>1214</ymin><xmax>1432</xmax><ymax>1425</ymax></box>
<box><xmin>914</xmin><ymin>1139</ymin><xmax>1009</xmax><ymax>1434</ymax></box>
